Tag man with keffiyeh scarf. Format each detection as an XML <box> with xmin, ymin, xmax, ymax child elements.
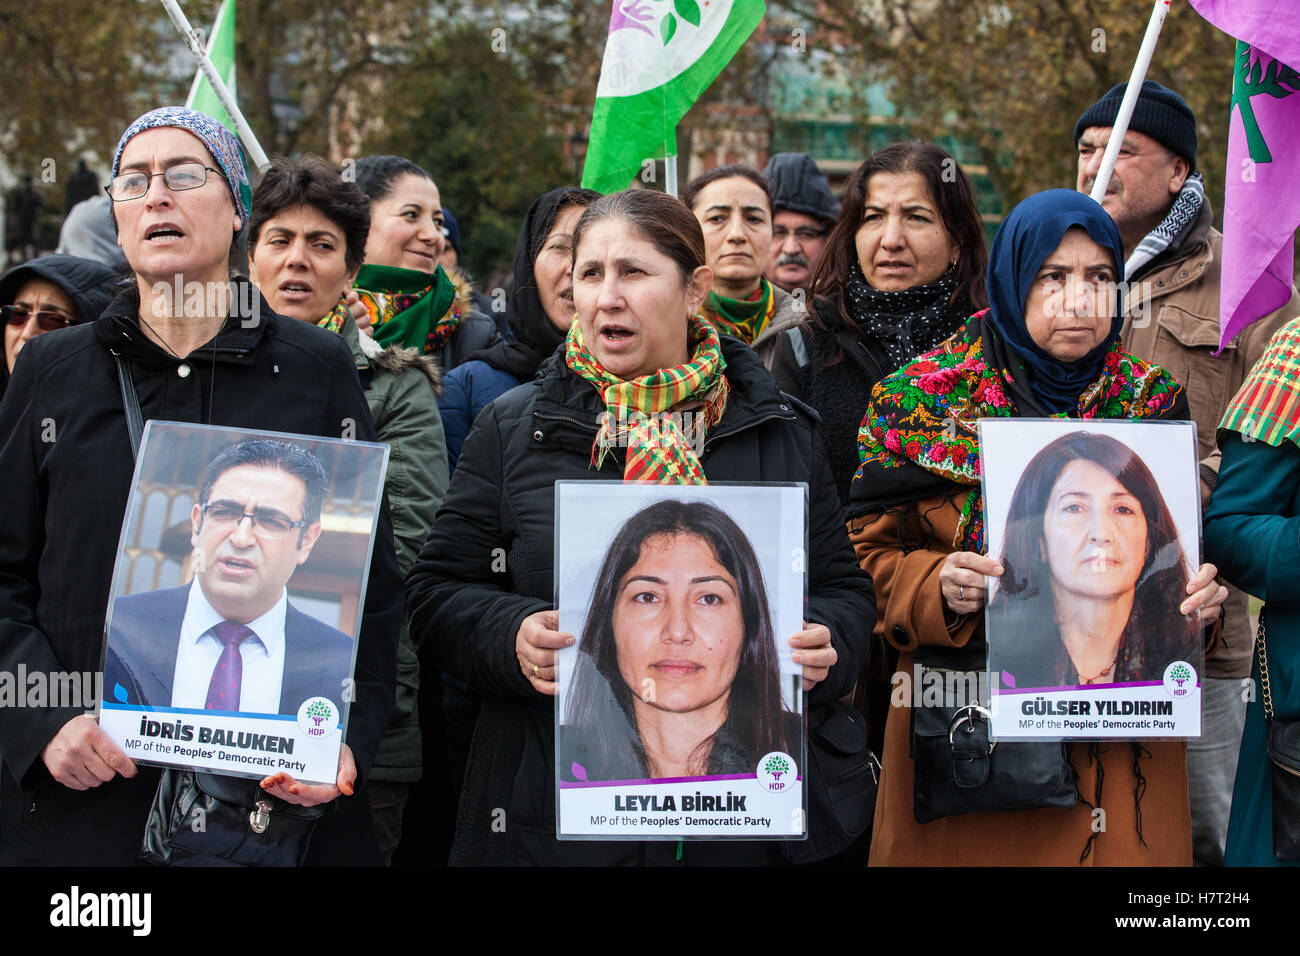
<box><xmin>1075</xmin><ymin>79</ymin><xmax>1300</xmax><ymax>867</ymax></box>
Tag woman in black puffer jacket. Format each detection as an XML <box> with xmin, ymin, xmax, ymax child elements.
<box><xmin>407</xmin><ymin>189</ymin><xmax>875</xmax><ymax>866</ymax></box>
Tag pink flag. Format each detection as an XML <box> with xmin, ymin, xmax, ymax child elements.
<box><xmin>1188</xmin><ymin>0</ymin><xmax>1300</xmax><ymax>350</ymax></box>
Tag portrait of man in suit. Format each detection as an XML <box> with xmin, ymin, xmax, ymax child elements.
<box><xmin>105</xmin><ymin>439</ymin><xmax>354</xmax><ymax>716</ymax></box>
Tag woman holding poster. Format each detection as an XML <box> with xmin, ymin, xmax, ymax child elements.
<box><xmin>1206</xmin><ymin>317</ymin><xmax>1300</xmax><ymax>867</ymax></box>
<box><xmin>847</xmin><ymin>189</ymin><xmax>1225</xmax><ymax>866</ymax></box>
<box><xmin>407</xmin><ymin>188</ymin><xmax>875</xmax><ymax>866</ymax></box>
<box><xmin>561</xmin><ymin>499</ymin><xmax>798</xmax><ymax>783</ymax></box>
<box><xmin>989</xmin><ymin>432</ymin><xmax>1200</xmax><ymax>688</ymax></box>
<box><xmin>0</xmin><ymin>108</ymin><xmax>402</xmax><ymax>866</ymax></box>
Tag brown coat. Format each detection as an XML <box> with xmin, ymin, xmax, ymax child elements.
<box><xmin>849</xmin><ymin>492</ymin><xmax>1192</xmax><ymax>866</ymax></box>
<box><xmin>1122</xmin><ymin>208</ymin><xmax>1300</xmax><ymax>679</ymax></box>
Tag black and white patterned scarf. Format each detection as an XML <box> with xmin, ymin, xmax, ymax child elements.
<box><xmin>844</xmin><ymin>262</ymin><xmax>964</xmax><ymax>373</ymax></box>
<box><xmin>1124</xmin><ymin>171</ymin><xmax>1206</xmax><ymax>280</ymax></box>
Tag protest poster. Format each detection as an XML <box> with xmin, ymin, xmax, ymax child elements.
<box><xmin>981</xmin><ymin>419</ymin><xmax>1203</xmax><ymax>740</ymax></box>
<box><xmin>97</xmin><ymin>421</ymin><xmax>389</xmax><ymax>784</ymax></box>
<box><xmin>554</xmin><ymin>482</ymin><xmax>807</xmax><ymax>840</ymax></box>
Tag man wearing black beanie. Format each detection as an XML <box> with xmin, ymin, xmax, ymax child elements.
<box><xmin>1074</xmin><ymin>78</ymin><xmax>1300</xmax><ymax>867</ymax></box>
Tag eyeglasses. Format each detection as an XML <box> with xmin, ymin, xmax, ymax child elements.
<box><xmin>772</xmin><ymin>226</ymin><xmax>827</xmax><ymax>242</ymax></box>
<box><xmin>2</xmin><ymin>304</ymin><xmax>76</xmax><ymax>332</ymax></box>
<box><xmin>105</xmin><ymin>162</ymin><xmax>221</xmax><ymax>202</ymax></box>
<box><xmin>199</xmin><ymin>502</ymin><xmax>307</xmax><ymax>539</ymax></box>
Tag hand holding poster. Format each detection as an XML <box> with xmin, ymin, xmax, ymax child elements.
<box><xmin>980</xmin><ymin>420</ymin><xmax>1203</xmax><ymax>740</ymax></box>
<box><xmin>554</xmin><ymin>482</ymin><xmax>806</xmax><ymax>840</ymax></box>
<box><xmin>97</xmin><ymin>422</ymin><xmax>389</xmax><ymax>783</ymax></box>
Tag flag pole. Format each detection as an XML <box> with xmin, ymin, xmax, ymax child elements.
<box><xmin>159</xmin><ymin>0</ymin><xmax>269</xmax><ymax>171</ymax></box>
<box><xmin>185</xmin><ymin>0</ymin><xmax>228</xmax><ymax>109</ymax></box>
<box><xmin>665</xmin><ymin>154</ymin><xmax>679</xmax><ymax>198</ymax></box>
<box><xmin>1089</xmin><ymin>0</ymin><xmax>1174</xmax><ymax>209</ymax></box>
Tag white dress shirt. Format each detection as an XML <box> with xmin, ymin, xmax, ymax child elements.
<box><xmin>170</xmin><ymin>581</ymin><xmax>289</xmax><ymax>713</ymax></box>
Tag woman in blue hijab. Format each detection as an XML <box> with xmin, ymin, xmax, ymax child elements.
<box><xmin>844</xmin><ymin>188</ymin><xmax>1226</xmax><ymax>865</ymax></box>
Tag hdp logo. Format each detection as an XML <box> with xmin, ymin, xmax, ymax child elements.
<box><xmin>1162</xmin><ymin>661</ymin><xmax>1198</xmax><ymax>700</ymax></box>
<box><xmin>757</xmin><ymin>752</ymin><xmax>796</xmax><ymax>794</ymax></box>
<box><xmin>296</xmin><ymin>696</ymin><xmax>337</xmax><ymax>737</ymax></box>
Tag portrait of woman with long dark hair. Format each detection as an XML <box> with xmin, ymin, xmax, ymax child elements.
<box><xmin>989</xmin><ymin>431</ymin><xmax>1201</xmax><ymax>689</ymax></box>
<box><xmin>561</xmin><ymin>499</ymin><xmax>800</xmax><ymax>783</ymax></box>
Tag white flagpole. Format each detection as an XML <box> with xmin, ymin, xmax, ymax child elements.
<box><xmin>160</xmin><ymin>0</ymin><xmax>269</xmax><ymax>171</ymax></box>
<box><xmin>1089</xmin><ymin>0</ymin><xmax>1174</xmax><ymax>206</ymax></box>
<box><xmin>185</xmin><ymin>0</ymin><xmax>229</xmax><ymax>108</ymax></box>
<box><xmin>665</xmin><ymin>154</ymin><xmax>679</xmax><ymax>198</ymax></box>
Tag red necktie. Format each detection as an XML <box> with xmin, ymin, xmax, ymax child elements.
<box><xmin>206</xmin><ymin>621</ymin><xmax>254</xmax><ymax>710</ymax></box>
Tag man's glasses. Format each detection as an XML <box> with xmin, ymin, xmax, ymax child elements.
<box><xmin>199</xmin><ymin>502</ymin><xmax>307</xmax><ymax>539</ymax></box>
<box><xmin>2</xmin><ymin>305</ymin><xmax>76</xmax><ymax>332</ymax></box>
<box><xmin>772</xmin><ymin>226</ymin><xmax>827</xmax><ymax>242</ymax></box>
<box><xmin>105</xmin><ymin>162</ymin><xmax>221</xmax><ymax>202</ymax></box>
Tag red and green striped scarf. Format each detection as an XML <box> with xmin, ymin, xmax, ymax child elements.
<box><xmin>700</xmin><ymin>278</ymin><xmax>776</xmax><ymax>344</ymax></box>
<box><xmin>1221</xmin><ymin>317</ymin><xmax>1300</xmax><ymax>447</ymax></box>
<box><xmin>318</xmin><ymin>295</ymin><xmax>348</xmax><ymax>334</ymax></box>
<box><xmin>565</xmin><ymin>314</ymin><xmax>730</xmax><ymax>484</ymax></box>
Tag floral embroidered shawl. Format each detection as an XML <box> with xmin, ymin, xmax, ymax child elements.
<box><xmin>850</xmin><ymin>311</ymin><xmax>1185</xmax><ymax>551</ymax></box>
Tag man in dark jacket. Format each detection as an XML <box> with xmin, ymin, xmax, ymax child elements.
<box><xmin>762</xmin><ymin>153</ymin><xmax>840</xmax><ymax>297</ymax></box>
<box><xmin>0</xmin><ymin>277</ymin><xmax>402</xmax><ymax>865</ymax></box>
<box><xmin>406</xmin><ymin>337</ymin><xmax>875</xmax><ymax>866</ymax></box>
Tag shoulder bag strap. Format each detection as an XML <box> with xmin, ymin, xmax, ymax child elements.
<box><xmin>112</xmin><ymin>352</ymin><xmax>144</xmax><ymax>460</ymax></box>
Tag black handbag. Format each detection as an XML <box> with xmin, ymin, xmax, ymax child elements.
<box><xmin>1255</xmin><ymin>608</ymin><xmax>1300</xmax><ymax>860</ymax></box>
<box><xmin>911</xmin><ymin>642</ymin><xmax>1078</xmax><ymax>823</ymax></box>
<box><xmin>141</xmin><ymin>769</ymin><xmax>325</xmax><ymax>867</ymax></box>
<box><xmin>785</xmin><ymin>699</ymin><xmax>880</xmax><ymax>864</ymax></box>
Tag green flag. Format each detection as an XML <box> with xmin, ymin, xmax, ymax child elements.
<box><xmin>582</xmin><ymin>0</ymin><xmax>766</xmax><ymax>194</ymax></box>
<box><xmin>185</xmin><ymin>0</ymin><xmax>236</xmax><ymax>132</ymax></box>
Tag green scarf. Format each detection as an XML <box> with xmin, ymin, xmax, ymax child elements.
<box><xmin>352</xmin><ymin>263</ymin><xmax>458</xmax><ymax>353</ymax></box>
<box><xmin>701</xmin><ymin>279</ymin><xmax>775</xmax><ymax>345</ymax></box>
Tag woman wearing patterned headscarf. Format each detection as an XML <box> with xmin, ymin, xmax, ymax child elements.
<box><xmin>0</xmin><ymin>107</ymin><xmax>402</xmax><ymax>866</ymax></box>
<box><xmin>847</xmin><ymin>188</ymin><xmax>1226</xmax><ymax>866</ymax></box>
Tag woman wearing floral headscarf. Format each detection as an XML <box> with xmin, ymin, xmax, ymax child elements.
<box><xmin>0</xmin><ymin>107</ymin><xmax>402</xmax><ymax>865</ymax></box>
<box><xmin>849</xmin><ymin>189</ymin><xmax>1225</xmax><ymax>866</ymax></box>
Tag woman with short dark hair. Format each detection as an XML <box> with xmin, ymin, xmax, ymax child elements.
<box><xmin>247</xmin><ymin>154</ymin><xmax>448</xmax><ymax>863</ymax></box>
<box><xmin>406</xmin><ymin>187</ymin><xmax>875</xmax><ymax>865</ymax></box>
